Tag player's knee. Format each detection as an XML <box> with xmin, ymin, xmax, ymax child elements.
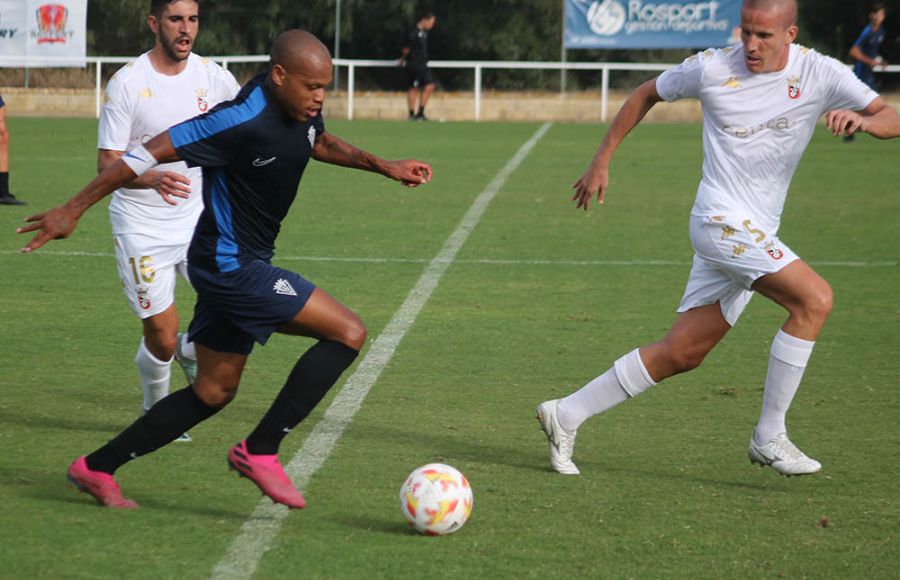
<box><xmin>0</xmin><ymin>128</ymin><xmax>9</xmax><ymax>147</ymax></box>
<box><xmin>654</xmin><ymin>336</ymin><xmax>708</xmax><ymax>375</ymax></box>
<box><xmin>146</xmin><ymin>334</ymin><xmax>178</xmax><ymax>361</ymax></box>
<box><xmin>668</xmin><ymin>349</ymin><xmax>706</xmax><ymax>374</ymax></box>
<box><xmin>195</xmin><ymin>382</ymin><xmax>238</xmax><ymax>408</ymax></box>
<box><xmin>794</xmin><ymin>282</ymin><xmax>833</xmax><ymax>327</ymax></box>
<box><xmin>806</xmin><ymin>283</ymin><xmax>833</xmax><ymax>321</ymax></box>
<box><xmin>340</xmin><ymin>319</ymin><xmax>367</xmax><ymax>351</ymax></box>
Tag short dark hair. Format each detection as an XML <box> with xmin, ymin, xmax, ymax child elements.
<box><xmin>150</xmin><ymin>0</ymin><xmax>196</xmax><ymax>18</ymax></box>
<box><xmin>418</xmin><ymin>11</ymin><xmax>435</xmax><ymax>22</ymax></box>
<box><xmin>870</xmin><ymin>2</ymin><xmax>885</xmax><ymax>14</ymax></box>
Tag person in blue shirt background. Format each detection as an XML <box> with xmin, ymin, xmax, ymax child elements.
<box><xmin>847</xmin><ymin>3</ymin><xmax>888</xmax><ymax>141</ymax></box>
<box><xmin>19</xmin><ymin>29</ymin><xmax>432</xmax><ymax>510</ymax></box>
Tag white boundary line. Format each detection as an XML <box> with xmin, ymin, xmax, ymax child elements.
<box><xmin>209</xmin><ymin>122</ymin><xmax>554</xmax><ymax>580</ymax></box>
<box><xmin>2</xmin><ymin>250</ymin><xmax>895</xmax><ymax>269</ymax></box>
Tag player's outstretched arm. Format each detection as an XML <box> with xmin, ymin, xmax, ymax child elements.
<box><xmin>826</xmin><ymin>97</ymin><xmax>900</xmax><ymax>140</ymax></box>
<box><xmin>572</xmin><ymin>77</ymin><xmax>663</xmax><ymax>211</ymax></box>
<box><xmin>17</xmin><ymin>132</ymin><xmax>181</xmax><ymax>253</ymax></box>
<box><xmin>99</xmin><ymin>149</ymin><xmax>192</xmax><ymax>201</ymax></box>
<box><xmin>312</xmin><ymin>131</ymin><xmax>432</xmax><ymax>187</ymax></box>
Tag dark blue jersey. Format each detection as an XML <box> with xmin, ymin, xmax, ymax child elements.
<box><xmin>852</xmin><ymin>24</ymin><xmax>886</xmax><ymax>83</ymax></box>
<box><xmin>169</xmin><ymin>73</ymin><xmax>325</xmax><ymax>273</ymax></box>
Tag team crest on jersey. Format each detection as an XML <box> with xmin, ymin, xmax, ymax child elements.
<box><xmin>197</xmin><ymin>88</ymin><xmax>209</xmax><ymax>112</ymax></box>
<box><xmin>787</xmin><ymin>76</ymin><xmax>801</xmax><ymax>99</ymax></box>
<box><xmin>136</xmin><ymin>287</ymin><xmax>151</xmax><ymax>310</ymax></box>
<box><xmin>765</xmin><ymin>242</ymin><xmax>784</xmax><ymax>260</ymax></box>
<box><xmin>307</xmin><ymin>126</ymin><xmax>316</xmax><ymax>148</ymax></box>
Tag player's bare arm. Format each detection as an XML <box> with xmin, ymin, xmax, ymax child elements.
<box><xmin>98</xmin><ymin>149</ymin><xmax>192</xmax><ymax>199</ymax></box>
<box><xmin>572</xmin><ymin>77</ymin><xmax>664</xmax><ymax>211</ymax></box>
<box><xmin>311</xmin><ymin>131</ymin><xmax>432</xmax><ymax>187</ymax></box>
<box><xmin>826</xmin><ymin>97</ymin><xmax>900</xmax><ymax>140</ymax></box>
<box><xmin>17</xmin><ymin>132</ymin><xmax>181</xmax><ymax>253</ymax></box>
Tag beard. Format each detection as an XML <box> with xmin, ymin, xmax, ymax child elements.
<box><xmin>160</xmin><ymin>34</ymin><xmax>191</xmax><ymax>62</ymax></box>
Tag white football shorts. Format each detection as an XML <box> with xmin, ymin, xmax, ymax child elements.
<box><xmin>677</xmin><ymin>214</ymin><xmax>799</xmax><ymax>325</ymax></box>
<box><xmin>113</xmin><ymin>233</ymin><xmax>192</xmax><ymax>319</ymax></box>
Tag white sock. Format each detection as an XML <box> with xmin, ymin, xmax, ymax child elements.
<box><xmin>754</xmin><ymin>329</ymin><xmax>814</xmax><ymax>445</ymax></box>
<box><xmin>557</xmin><ymin>349</ymin><xmax>656</xmax><ymax>431</ymax></box>
<box><xmin>178</xmin><ymin>332</ymin><xmax>197</xmax><ymax>361</ymax></box>
<box><xmin>135</xmin><ymin>338</ymin><xmax>172</xmax><ymax>413</ymax></box>
<box><xmin>557</xmin><ymin>368</ymin><xmax>628</xmax><ymax>431</ymax></box>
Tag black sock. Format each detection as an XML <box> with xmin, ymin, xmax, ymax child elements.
<box><xmin>245</xmin><ymin>341</ymin><xmax>359</xmax><ymax>455</ymax></box>
<box><xmin>86</xmin><ymin>386</ymin><xmax>221</xmax><ymax>474</ymax></box>
<box><xmin>416</xmin><ymin>106</ymin><xmax>425</xmax><ymax>117</ymax></box>
<box><xmin>409</xmin><ymin>109</ymin><xmax>415</xmax><ymax>116</ymax></box>
<box><xmin>0</xmin><ymin>172</ymin><xmax>8</xmax><ymax>196</ymax></box>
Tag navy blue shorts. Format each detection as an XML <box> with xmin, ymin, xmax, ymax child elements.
<box><xmin>187</xmin><ymin>260</ymin><xmax>316</xmax><ymax>355</ymax></box>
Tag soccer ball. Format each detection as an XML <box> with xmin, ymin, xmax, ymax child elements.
<box><xmin>399</xmin><ymin>463</ymin><xmax>473</xmax><ymax>535</ymax></box>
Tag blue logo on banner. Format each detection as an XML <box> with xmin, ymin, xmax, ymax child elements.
<box><xmin>565</xmin><ymin>0</ymin><xmax>741</xmax><ymax>49</ymax></box>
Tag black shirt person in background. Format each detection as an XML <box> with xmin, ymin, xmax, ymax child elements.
<box><xmin>399</xmin><ymin>11</ymin><xmax>437</xmax><ymax>121</ymax></box>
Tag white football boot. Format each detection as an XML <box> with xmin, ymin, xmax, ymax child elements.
<box><xmin>748</xmin><ymin>432</ymin><xmax>821</xmax><ymax>476</ymax></box>
<box><xmin>535</xmin><ymin>399</ymin><xmax>580</xmax><ymax>475</ymax></box>
<box><xmin>174</xmin><ymin>332</ymin><xmax>198</xmax><ymax>386</ymax></box>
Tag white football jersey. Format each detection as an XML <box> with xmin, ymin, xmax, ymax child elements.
<box><xmin>99</xmin><ymin>52</ymin><xmax>240</xmax><ymax>238</ymax></box>
<box><xmin>656</xmin><ymin>44</ymin><xmax>877</xmax><ymax>233</ymax></box>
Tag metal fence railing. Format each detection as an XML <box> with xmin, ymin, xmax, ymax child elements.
<box><xmin>76</xmin><ymin>56</ymin><xmax>900</xmax><ymax>122</ymax></box>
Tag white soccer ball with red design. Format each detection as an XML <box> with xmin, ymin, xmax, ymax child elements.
<box><xmin>399</xmin><ymin>463</ymin><xmax>473</xmax><ymax>535</ymax></box>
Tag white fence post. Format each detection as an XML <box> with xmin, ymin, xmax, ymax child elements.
<box><xmin>601</xmin><ymin>66</ymin><xmax>610</xmax><ymax>123</ymax></box>
<box><xmin>474</xmin><ymin>64</ymin><xmax>482</xmax><ymax>122</ymax></box>
<box><xmin>95</xmin><ymin>58</ymin><xmax>102</xmax><ymax>118</ymax></box>
<box><xmin>348</xmin><ymin>63</ymin><xmax>355</xmax><ymax>121</ymax></box>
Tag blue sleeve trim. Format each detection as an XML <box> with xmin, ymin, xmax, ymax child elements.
<box><xmin>170</xmin><ymin>85</ymin><xmax>267</xmax><ymax>150</ymax></box>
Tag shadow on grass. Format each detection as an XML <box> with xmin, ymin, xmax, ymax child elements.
<box><xmin>0</xmin><ymin>406</ymin><xmax>127</xmax><ymax>435</ymax></box>
<box><xmin>41</xmin><ymin>485</ymin><xmax>253</xmax><ymax>520</ymax></box>
<box><xmin>334</xmin><ymin>513</ymin><xmax>412</xmax><ymax>535</ymax></box>
<box><xmin>342</xmin><ymin>421</ymin><xmax>791</xmax><ymax>494</ymax></box>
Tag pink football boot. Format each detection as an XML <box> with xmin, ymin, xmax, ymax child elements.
<box><xmin>67</xmin><ymin>456</ymin><xmax>139</xmax><ymax>509</ymax></box>
<box><xmin>227</xmin><ymin>440</ymin><xmax>306</xmax><ymax>509</ymax></box>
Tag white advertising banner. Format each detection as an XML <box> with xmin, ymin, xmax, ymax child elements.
<box><xmin>0</xmin><ymin>0</ymin><xmax>87</xmax><ymax>67</ymax></box>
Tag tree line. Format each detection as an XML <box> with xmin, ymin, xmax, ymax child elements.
<box><xmin>87</xmin><ymin>1</ymin><xmax>898</xmax><ymax>91</ymax></box>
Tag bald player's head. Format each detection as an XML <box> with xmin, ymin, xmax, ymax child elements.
<box><xmin>266</xmin><ymin>30</ymin><xmax>333</xmax><ymax>122</ymax></box>
<box><xmin>742</xmin><ymin>0</ymin><xmax>797</xmax><ymax>28</ymax></box>
<box><xmin>270</xmin><ymin>29</ymin><xmax>331</xmax><ymax>72</ymax></box>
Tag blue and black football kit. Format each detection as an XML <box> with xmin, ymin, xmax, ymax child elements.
<box><xmin>169</xmin><ymin>73</ymin><xmax>323</xmax><ymax>354</ymax></box>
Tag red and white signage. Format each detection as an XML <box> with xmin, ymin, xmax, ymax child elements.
<box><xmin>0</xmin><ymin>0</ymin><xmax>87</xmax><ymax>67</ymax></box>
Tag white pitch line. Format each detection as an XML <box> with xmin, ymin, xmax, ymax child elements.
<box><xmin>209</xmin><ymin>122</ymin><xmax>554</xmax><ymax>580</ymax></box>
<box><xmin>2</xmin><ymin>249</ymin><xmax>896</xmax><ymax>269</ymax></box>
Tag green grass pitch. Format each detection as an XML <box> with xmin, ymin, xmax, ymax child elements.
<box><xmin>0</xmin><ymin>117</ymin><xmax>898</xmax><ymax>578</ymax></box>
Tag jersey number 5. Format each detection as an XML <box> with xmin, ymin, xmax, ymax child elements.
<box><xmin>742</xmin><ymin>219</ymin><xmax>766</xmax><ymax>244</ymax></box>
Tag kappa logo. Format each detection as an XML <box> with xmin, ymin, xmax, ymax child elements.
<box><xmin>307</xmin><ymin>126</ymin><xmax>316</xmax><ymax>148</ymax></box>
<box><xmin>252</xmin><ymin>156</ymin><xmax>277</xmax><ymax>167</ymax></box>
<box><xmin>273</xmin><ymin>278</ymin><xmax>297</xmax><ymax>296</ymax></box>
